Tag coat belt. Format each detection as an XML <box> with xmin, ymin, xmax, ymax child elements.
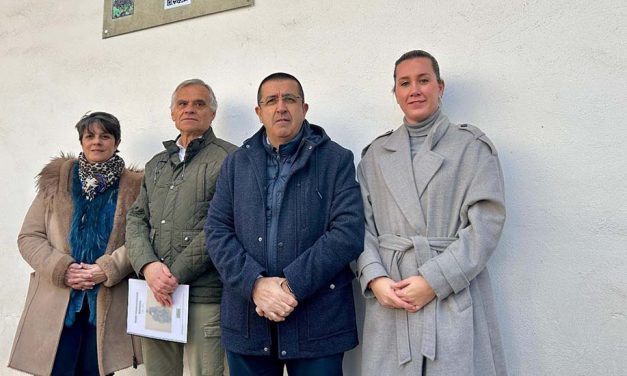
<box><xmin>378</xmin><ymin>234</ymin><xmax>456</xmax><ymax>365</ymax></box>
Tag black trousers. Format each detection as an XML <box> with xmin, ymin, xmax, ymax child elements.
<box><xmin>51</xmin><ymin>303</ymin><xmax>99</xmax><ymax>376</ymax></box>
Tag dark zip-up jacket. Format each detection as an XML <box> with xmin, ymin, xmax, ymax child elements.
<box><xmin>206</xmin><ymin>121</ymin><xmax>364</xmax><ymax>358</ymax></box>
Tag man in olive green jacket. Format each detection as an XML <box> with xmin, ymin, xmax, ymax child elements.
<box><xmin>127</xmin><ymin>79</ymin><xmax>237</xmax><ymax>376</ymax></box>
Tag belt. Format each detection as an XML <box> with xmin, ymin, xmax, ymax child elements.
<box><xmin>378</xmin><ymin>234</ymin><xmax>456</xmax><ymax>364</ymax></box>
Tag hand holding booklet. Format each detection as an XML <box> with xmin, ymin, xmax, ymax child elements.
<box><xmin>127</xmin><ymin>278</ymin><xmax>189</xmax><ymax>343</ymax></box>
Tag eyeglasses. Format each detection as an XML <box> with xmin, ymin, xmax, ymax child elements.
<box><xmin>258</xmin><ymin>94</ymin><xmax>302</xmax><ymax>107</ymax></box>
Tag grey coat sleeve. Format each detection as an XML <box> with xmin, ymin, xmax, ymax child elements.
<box><xmin>419</xmin><ymin>150</ymin><xmax>506</xmax><ymax>300</ymax></box>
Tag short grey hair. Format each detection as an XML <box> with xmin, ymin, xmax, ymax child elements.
<box><xmin>170</xmin><ymin>78</ymin><xmax>218</xmax><ymax>112</ymax></box>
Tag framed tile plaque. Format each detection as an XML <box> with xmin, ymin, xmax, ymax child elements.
<box><xmin>103</xmin><ymin>0</ymin><xmax>253</xmax><ymax>39</ymax></box>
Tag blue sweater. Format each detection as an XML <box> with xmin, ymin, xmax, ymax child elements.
<box><xmin>206</xmin><ymin>121</ymin><xmax>364</xmax><ymax>359</ymax></box>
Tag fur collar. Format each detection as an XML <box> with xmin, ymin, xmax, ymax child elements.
<box><xmin>36</xmin><ymin>153</ymin><xmax>142</xmax><ymax>199</ymax></box>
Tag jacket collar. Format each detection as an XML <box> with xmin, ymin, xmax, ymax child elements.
<box><xmin>263</xmin><ymin>123</ymin><xmax>305</xmax><ymax>158</ymax></box>
<box><xmin>162</xmin><ymin>127</ymin><xmax>217</xmax><ymax>162</ymax></box>
<box><xmin>383</xmin><ymin>113</ymin><xmax>450</xmax><ymax>153</ymax></box>
<box><xmin>242</xmin><ymin>120</ymin><xmax>328</xmax><ymax>197</ymax></box>
<box><xmin>243</xmin><ymin>120</ymin><xmax>327</xmax><ymax>149</ymax></box>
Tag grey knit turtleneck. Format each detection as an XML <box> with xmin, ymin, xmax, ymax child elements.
<box><xmin>404</xmin><ymin>108</ymin><xmax>441</xmax><ymax>159</ymax></box>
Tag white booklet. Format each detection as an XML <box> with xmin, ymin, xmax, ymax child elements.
<box><xmin>127</xmin><ymin>278</ymin><xmax>189</xmax><ymax>343</ymax></box>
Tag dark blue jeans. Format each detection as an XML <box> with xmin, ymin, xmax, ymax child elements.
<box><xmin>51</xmin><ymin>303</ymin><xmax>99</xmax><ymax>376</ymax></box>
<box><xmin>227</xmin><ymin>351</ymin><xmax>344</xmax><ymax>376</ymax></box>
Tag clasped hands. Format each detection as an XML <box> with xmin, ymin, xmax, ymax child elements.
<box><xmin>369</xmin><ymin>275</ymin><xmax>436</xmax><ymax>313</ymax></box>
<box><xmin>143</xmin><ymin>261</ymin><xmax>179</xmax><ymax>307</ymax></box>
<box><xmin>252</xmin><ymin>277</ymin><xmax>298</xmax><ymax>322</ymax></box>
<box><xmin>64</xmin><ymin>262</ymin><xmax>107</xmax><ymax>291</ymax></box>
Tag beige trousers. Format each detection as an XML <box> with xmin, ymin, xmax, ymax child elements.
<box><xmin>141</xmin><ymin>302</ymin><xmax>225</xmax><ymax>376</ymax></box>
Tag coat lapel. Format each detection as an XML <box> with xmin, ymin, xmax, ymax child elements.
<box><xmin>378</xmin><ymin>126</ymin><xmax>427</xmax><ymax>233</ymax></box>
<box><xmin>412</xmin><ymin>151</ymin><xmax>444</xmax><ymax>198</ymax></box>
<box><xmin>411</xmin><ymin>115</ymin><xmax>451</xmax><ymax>197</ymax></box>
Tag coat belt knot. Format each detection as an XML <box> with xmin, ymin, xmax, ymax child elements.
<box><xmin>378</xmin><ymin>234</ymin><xmax>456</xmax><ymax>365</ymax></box>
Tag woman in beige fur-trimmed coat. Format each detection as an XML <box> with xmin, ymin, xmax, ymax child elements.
<box><xmin>9</xmin><ymin>112</ymin><xmax>142</xmax><ymax>376</ymax></box>
<box><xmin>357</xmin><ymin>50</ymin><xmax>507</xmax><ymax>375</ymax></box>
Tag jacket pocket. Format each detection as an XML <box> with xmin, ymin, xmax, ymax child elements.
<box><xmin>220</xmin><ymin>292</ymin><xmax>249</xmax><ymax>338</ymax></box>
<box><xmin>305</xmin><ymin>272</ymin><xmax>356</xmax><ymax>341</ymax></box>
<box><xmin>296</xmin><ymin>178</ymin><xmax>310</xmax><ymax>231</ymax></box>
<box><xmin>201</xmin><ymin>324</ymin><xmax>222</xmax><ymax>374</ymax></box>
<box><xmin>296</xmin><ymin>175</ymin><xmax>325</xmax><ymax>233</ymax></box>
<box><xmin>196</xmin><ymin>161</ymin><xmax>219</xmax><ymax>201</ymax></box>
<box><xmin>23</xmin><ymin>272</ymin><xmax>40</xmax><ymax>311</ymax></box>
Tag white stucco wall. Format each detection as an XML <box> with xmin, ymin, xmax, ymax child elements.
<box><xmin>1</xmin><ymin>1</ymin><xmax>626</xmax><ymax>375</ymax></box>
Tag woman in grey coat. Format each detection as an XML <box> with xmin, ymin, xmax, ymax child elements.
<box><xmin>357</xmin><ymin>50</ymin><xmax>508</xmax><ymax>375</ymax></box>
